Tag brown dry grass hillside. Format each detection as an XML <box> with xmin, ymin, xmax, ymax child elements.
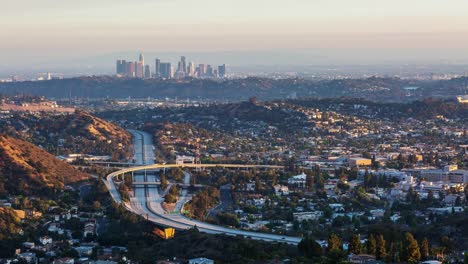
<box><xmin>0</xmin><ymin>110</ymin><xmax>132</xmax><ymax>160</ymax></box>
<box><xmin>70</xmin><ymin>110</ymin><xmax>130</xmax><ymax>143</ymax></box>
<box><xmin>0</xmin><ymin>135</ymin><xmax>89</xmax><ymax>196</ymax></box>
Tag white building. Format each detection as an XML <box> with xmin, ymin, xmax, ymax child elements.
<box><xmin>39</xmin><ymin>236</ymin><xmax>52</xmax><ymax>245</ymax></box>
<box><xmin>293</xmin><ymin>211</ymin><xmax>323</xmax><ymax>222</ymax></box>
<box><xmin>273</xmin><ymin>185</ymin><xmax>289</xmax><ymax>196</ymax></box>
<box><xmin>288</xmin><ymin>173</ymin><xmax>307</xmax><ymax>188</ymax></box>
<box><xmin>176</xmin><ymin>155</ymin><xmax>195</xmax><ymax>165</ymax></box>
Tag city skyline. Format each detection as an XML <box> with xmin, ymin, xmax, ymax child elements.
<box><xmin>116</xmin><ymin>53</ymin><xmax>227</xmax><ymax>79</ymax></box>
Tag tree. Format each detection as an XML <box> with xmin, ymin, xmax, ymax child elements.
<box><xmin>327</xmin><ymin>234</ymin><xmax>342</xmax><ymax>252</ymax></box>
<box><xmin>298</xmin><ymin>237</ymin><xmax>323</xmax><ymax>258</ymax></box>
<box><xmin>306</xmin><ymin>172</ymin><xmax>314</xmax><ymax>191</ymax></box>
<box><xmin>367</xmin><ymin>234</ymin><xmax>377</xmax><ymax>255</ymax></box>
<box><xmin>402</xmin><ymin>232</ymin><xmax>421</xmax><ymax>263</ymax></box>
<box><xmin>160</xmin><ymin>173</ymin><xmax>168</xmax><ymax>190</ymax></box>
<box><xmin>164</xmin><ymin>185</ymin><xmax>180</xmax><ymax>203</ymax></box>
<box><xmin>348</xmin><ymin>234</ymin><xmax>361</xmax><ymax>254</ymax></box>
<box><xmin>375</xmin><ymin>234</ymin><xmax>386</xmax><ymax>260</ymax></box>
<box><xmin>420</xmin><ymin>238</ymin><xmax>430</xmax><ymax>260</ymax></box>
<box><xmin>387</xmin><ymin>242</ymin><xmax>399</xmax><ymax>263</ymax></box>
<box><xmin>92</xmin><ymin>201</ymin><xmax>101</xmax><ymax>210</ymax></box>
<box><xmin>427</xmin><ymin>190</ymin><xmax>435</xmax><ymax>204</ymax></box>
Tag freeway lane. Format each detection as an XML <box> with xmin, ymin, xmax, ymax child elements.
<box><xmin>105</xmin><ymin>130</ymin><xmax>302</xmax><ymax>245</ymax></box>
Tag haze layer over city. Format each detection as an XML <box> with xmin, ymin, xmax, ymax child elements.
<box><xmin>0</xmin><ymin>1</ymin><xmax>467</xmax><ymax>264</ymax></box>
<box><xmin>1</xmin><ymin>0</ymin><xmax>468</xmax><ymax>78</ymax></box>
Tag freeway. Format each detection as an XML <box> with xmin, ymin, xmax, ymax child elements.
<box><xmin>105</xmin><ymin>130</ymin><xmax>302</xmax><ymax>245</ymax></box>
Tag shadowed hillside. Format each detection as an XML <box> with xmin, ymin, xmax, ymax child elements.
<box><xmin>0</xmin><ymin>135</ymin><xmax>89</xmax><ymax>196</ymax></box>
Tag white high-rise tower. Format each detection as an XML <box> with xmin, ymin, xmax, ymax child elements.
<box><xmin>139</xmin><ymin>53</ymin><xmax>144</xmax><ymax>65</ymax></box>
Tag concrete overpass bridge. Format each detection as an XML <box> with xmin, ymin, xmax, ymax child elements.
<box><xmin>105</xmin><ymin>162</ymin><xmax>302</xmax><ymax>245</ymax></box>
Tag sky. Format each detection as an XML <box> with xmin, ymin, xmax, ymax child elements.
<box><xmin>2</xmin><ymin>0</ymin><xmax>468</xmax><ymax>73</ymax></box>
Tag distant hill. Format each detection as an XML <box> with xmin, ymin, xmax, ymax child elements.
<box><xmin>0</xmin><ymin>135</ymin><xmax>89</xmax><ymax>196</ymax></box>
<box><xmin>0</xmin><ymin>76</ymin><xmax>466</xmax><ymax>102</ymax></box>
<box><xmin>286</xmin><ymin>97</ymin><xmax>468</xmax><ymax>120</ymax></box>
<box><xmin>66</xmin><ymin>110</ymin><xmax>131</xmax><ymax>147</ymax></box>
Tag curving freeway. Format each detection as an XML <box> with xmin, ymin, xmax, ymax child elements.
<box><xmin>104</xmin><ymin>130</ymin><xmax>302</xmax><ymax>245</ymax></box>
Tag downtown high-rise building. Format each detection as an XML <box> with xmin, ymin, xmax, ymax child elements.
<box><xmin>135</xmin><ymin>61</ymin><xmax>144</xmax><ymax>78</ymax></box>
<box><xmin>160</xmin><ymin>62</ymin><xmax>172</xmax><ymax>78</ymax></box>
<box><xmin>145</xmin><ymin>65</ymin><xmax>151</xmax><ymax>79</ymax></box>
<box><xmin>139</xmin><ymin>53</ymin><xmax>144</xmax><ymax>65</ymax></box>
<box><xmin>198</xmin><ymin>64</ymin><xmax>207</xmax><ymax>77</ymax></box>
<box><xmin>206</xmin><ymin>65</ymin><xmax>214</xmax><ymax>77</ymax></box>
<box><xmin>180</xmin><ymin>56</ymin><xmax>187</xmax><ymax>73</ymax></box>
<box><xmin>116</xmin><ymin>60</ymin><xmax>126</xmax><ymax>75</ymax></box>
<box><xmin>188</xmin><ymin>62</ymin><xmax>195</xmax><ymax>77</ymax></box>
<box><xmin>126</xmin><ymin>61</ymin><xmax>136</xmax><ymax>77</ymax></box>
<box><xmin>218</xmin><ymin>64</ymin><xmax>226</xmax><ymax>78</ymax></box>
<box><xmin>155</xmin><ymin>58</ymin><xmax>161</xmax><ymax>78</ymax></box>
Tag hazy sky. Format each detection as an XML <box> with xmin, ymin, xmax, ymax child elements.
<box><xmin>2</xmin><ymin>0</ymin><xmax>468</xmax><ymax>71</ymax></box>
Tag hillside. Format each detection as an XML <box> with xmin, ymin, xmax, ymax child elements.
<box><xmin>67</xmin><ymin>110</ymin><xmax>131</xmax><ymax>144</ymax></box>
<box><xmin>0</xmin><ymin>135</ymin><xmax>89</xmax><ymax>196</ymax></box>
<box><xmin>0</xmin><ymin>110</ymin><xmax>132</xmax><ymax>160</ymax></box>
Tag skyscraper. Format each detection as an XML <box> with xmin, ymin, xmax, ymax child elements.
<box><xmin>126</xmin><ymin>61</ymin><xmax>136</xmax><ymax>77</ymax></box>
<box><xmin>180</xmin><ymin>56</ymin><xmax>187</xmax><ymax>73</ymax></box>
<box><xmin>177</xmin><ymin>61</ymin><xmax>184</xmax><ymax>74</ymax></box>
<box><xmin>135</xmin><ymin>61</ymin><xmax>144</xmax><ymax>78</ymax></box>
<box><xmin>169</xmin><ymin>66</ymin><xmax>175</xmax><ymax>78</ymax></box>
<box><xmin>160</xmin><ymin>62</ymin><xmax>172</xmax><ymax>78</ymax></box>
<box><xmin>206</xmin><ymin>65</ymin><xmax>213</xmax><ymax>77</ymax></box>
<box><xmin>139</xmin><ymin>53</ymin><xmax>144</xmax><ymax>65</ymax></box>
<box><xmin>155</xmin><ymin>58</ymin><xmax>161</xmax><ymax>78</ymax></box>
<box><xmin>116</xmin><ymin>60</ymin><xmax>121</xmax><ymax>74</ymax></box>
<box><xmin>116</xmin><ymin>60</ymin><xmax>126</xmax><ymax>75</ymax></box>
<box><xmin>218</xmin><ymin>64</ymin><xmax>226</xmax><ymax>78</ymax></box>
<box><xmin>188</xmin><ymin>62</ymin><xmax>195</xmax><ymax>77</ymax></box>
<box><xmin>199</xmin><ymin>64</ymin><xmax>207</xmax><ymax>77</ymax></box>
<box><xmin>145</xmin><ymin>65</ymin><xmax>151</xmax><ymax>79</ymax></box>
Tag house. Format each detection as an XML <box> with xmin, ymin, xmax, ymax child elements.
<box><xmin>428</xmin><ymin>207</ymin><xmax>464</xmax><ymax>214</ymax></box>
<box><xmin>347</xmin><ymin>253</ymin><xmax>379</xmax><ymax>264</ymax></box>
<box><xmin>370</xmin><ymin>209</ymin><xmax>385</xmax><ymax>218</ymax></box>
<box><xmin>22</xmin><ymin>242</ymin><xmax>35</xmax><ymax>249</ymax></box>
<box><xmin>39</xmin><ymin>236</ymin><xmax>52</xmax><ymax>245</ymax></box>
<box><xmin>293</xmin><ymin>211</ymin><xmax>323</xmax><ymax>222</ymax></box>
<box><xmin>390</xmin><ymin>214</ymin><xmax>401</xmax><ymax>223</ymax></box>
<box><xmin>324</xmin><ymin>179</ymin><xmax>339</xmax><ymax>190</ymax></box>
<box><xmin>83</xmin><ymin>221</ymin><xmax>96</xmax><ymax>238</ymax></box>
<box><xmin>48</xmin><ymin>223</ymin><xmax>64</xmax><ymax>235</ymax></box>
<box><xmin>18</xmin><ymin>252</ymin><xmax>37</xmax><ymax>264</ymax></box>
<box><xmin>349</xmin><ymin>158</ymin><xmax>372</xmax><ymax>167</ymax></box>
<box><xmin>188</xmin><ymin>257</ymin><xmax>214</xmax><ymax>264</ymax></box>
<box><xmin>273</xmin><ymin>185</ymin><xmax>289</xmax><ymax>196</ymax></box>
<box><xmin>288</xmin><ymin>173</ymin><xmax>307</xmax><ymax>188</ymax></box>
<box><xmin>175</xmin><ymin>155</ymin><xmax>195</xmax><ymax>165</ymax></box>
<box><xmin>329</xmin><ymin>203</ymin><xmax>345</xmax><ymax>212</ymax></box>
<box><xmin>74</xmin><ymin>246</ymin><xmax>94</xmax><ymax>257</ymax></box>
<box><xmin>53</xmin><ymin>258</ymin><xmax>75</xmax><ymax>264</ymax></box>
<box><xmin>244</xmin><ymin>182</ymin><xmax>255</xmax><ymax>192</ymax></box>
